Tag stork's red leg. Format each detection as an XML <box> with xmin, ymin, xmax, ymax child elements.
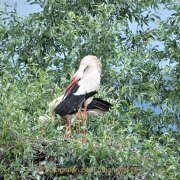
<box><xmin>76</xmin><ymin>109</ymin><xmax>81</xmax><ymax>134</ymax></box>
<box><xmin>82</xmin><ymin>105</ymin><xmax>87</xmax><ymax>134</ymax></box>
<box><xmin>65</xmin><ymin>118</ymin><xmax>71</xmax><ymax>138</ymax></box>
<box><xmin>81</xmin><ymin>106</ymin><xmax>88</xmax><ymax>143</ymax></box>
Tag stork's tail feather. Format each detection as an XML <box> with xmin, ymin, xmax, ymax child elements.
<box><xmin>87</xmin><ymin>98</ymin><xmax>112</xmax><ymax>112</ymax></box>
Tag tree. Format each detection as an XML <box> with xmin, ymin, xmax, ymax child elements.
<box><xmin>0</xmin><ymin>0</ymin><xmax>179</xmax><ymax>179</ymax></box>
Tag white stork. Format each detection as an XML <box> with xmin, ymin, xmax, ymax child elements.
<box><xmin>49</xmin><ymin>95</ymin><xmax>112</xmax><ymax>137</ymax></box>
<box><xmin>53</xmin><ymin>55</ymin><xmax>102</xmax><ymax>135</ymax></box>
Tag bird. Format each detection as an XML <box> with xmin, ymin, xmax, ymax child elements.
<box><xmin>54</xmin><ymin>55</ymin><xmax>102</xmax><ymax>135</ymax></box>
<box><xmin>48</xmin><ymin>95</ymin><xmax>112</xmax><ymax>138</ymax></box>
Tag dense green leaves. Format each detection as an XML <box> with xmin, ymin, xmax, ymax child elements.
<box><xmin>0</xmin><ymin>0</ymin><xmax>179</xmax><ymax>179</ymax></box>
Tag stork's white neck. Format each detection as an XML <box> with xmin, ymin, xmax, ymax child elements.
<box><xmin>74</xmin><ymin>67</ymin><xmax>101</xmax><ymax>95</ymax></box>
<box><xmin>72</xmin><ymin>55</ymin><xmax>102</xmax><ymax>95</ymax></box>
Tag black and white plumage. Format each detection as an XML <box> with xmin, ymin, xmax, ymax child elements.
<box><xmin>85</xmin><ymin>98</ymin><xmax>112</xmax><ymax>116</ymax></box>
<box><xmin>54</xmin><ymin>55</ymin><xmax>102</xmax><ymax>117</ymax></box>
<box><xmin>49</xmin><ymin>96</ymin><xmax>112</xmax><ymax>117</ymax></box>
<box><xmin>39</xmin><ymin>97</ymin><xmax>112</xmax><ymax>126</ymax></box>
<box><xmin>48</xmin><ymin>95</ymin><xmax>112</xmax><ymax>137</ymax></box>
<box><xmin>39</xmin><ymin>55</ymin><xmax>112</xmax><ymax>139</ymax></box>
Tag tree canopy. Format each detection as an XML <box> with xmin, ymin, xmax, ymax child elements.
<box><xmin>0</xmin><ymin>0</ymin><xmax>179</xmax><ymax>179</ymax></box>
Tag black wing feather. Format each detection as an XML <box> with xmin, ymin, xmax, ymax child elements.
<box><xmin>54</xmin><ymin>83</ymin><xmax>96</xmax><ymax>116</ymax></box>
<box><xmin>87</xmin><ymin>98</ymin><xmax>112</xmax><ymax>112</ymax></box>
<box><xmin>54</xmin><ymin>84</ymin><xmax>83</xmax><ymax>116</ymax></box>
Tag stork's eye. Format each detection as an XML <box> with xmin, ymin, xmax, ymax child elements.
<box><xmin>83</xmin><ymin>66</ymin><xmax>88</xmax><ymax>72</ymax></box>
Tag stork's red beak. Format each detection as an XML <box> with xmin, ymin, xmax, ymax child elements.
<box><xmin>65</xmin><ymin>75</ymin><xmax>78</xmax><ymax>96</ymax></box>
<box><xmin>71</xmin><ymin>74</ymin><xmax>79</xmax><ymax>82</ymax></box>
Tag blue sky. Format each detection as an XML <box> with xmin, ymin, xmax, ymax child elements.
<box><xmin>0</xmin><ymin>0</ymin><xmax>41</xmax><ymax>16</ymax></box>
<box><xmin>0</xmin><ymin>0</ymin><xmax>173</xmax><ymax>19</ymax></box>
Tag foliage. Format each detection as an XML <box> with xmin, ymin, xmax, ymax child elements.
<box><xmin>0</xmin><ymin>0</ymin><xmax>179</xmax><ymax>179</ymax></box>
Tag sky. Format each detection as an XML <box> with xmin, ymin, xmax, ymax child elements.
<box><xmin>0</xmin><ymin>0</ymin><xmax>41</xmax><ymax>16</ymax></box>
<box><xmin>0</xmin><ymin>0</ymin><xmax>173</xmax><ymax>19</ymax></box>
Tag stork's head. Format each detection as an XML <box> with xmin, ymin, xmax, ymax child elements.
<box><xmin>71</xmin><ymin>55</ymin><xmax>102</xmax><ymax>82</ymax></box>
<box><xmin>64</xmin><ymin>55</ymin><xmax>101</xmax><ymax>96</ymax></box>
